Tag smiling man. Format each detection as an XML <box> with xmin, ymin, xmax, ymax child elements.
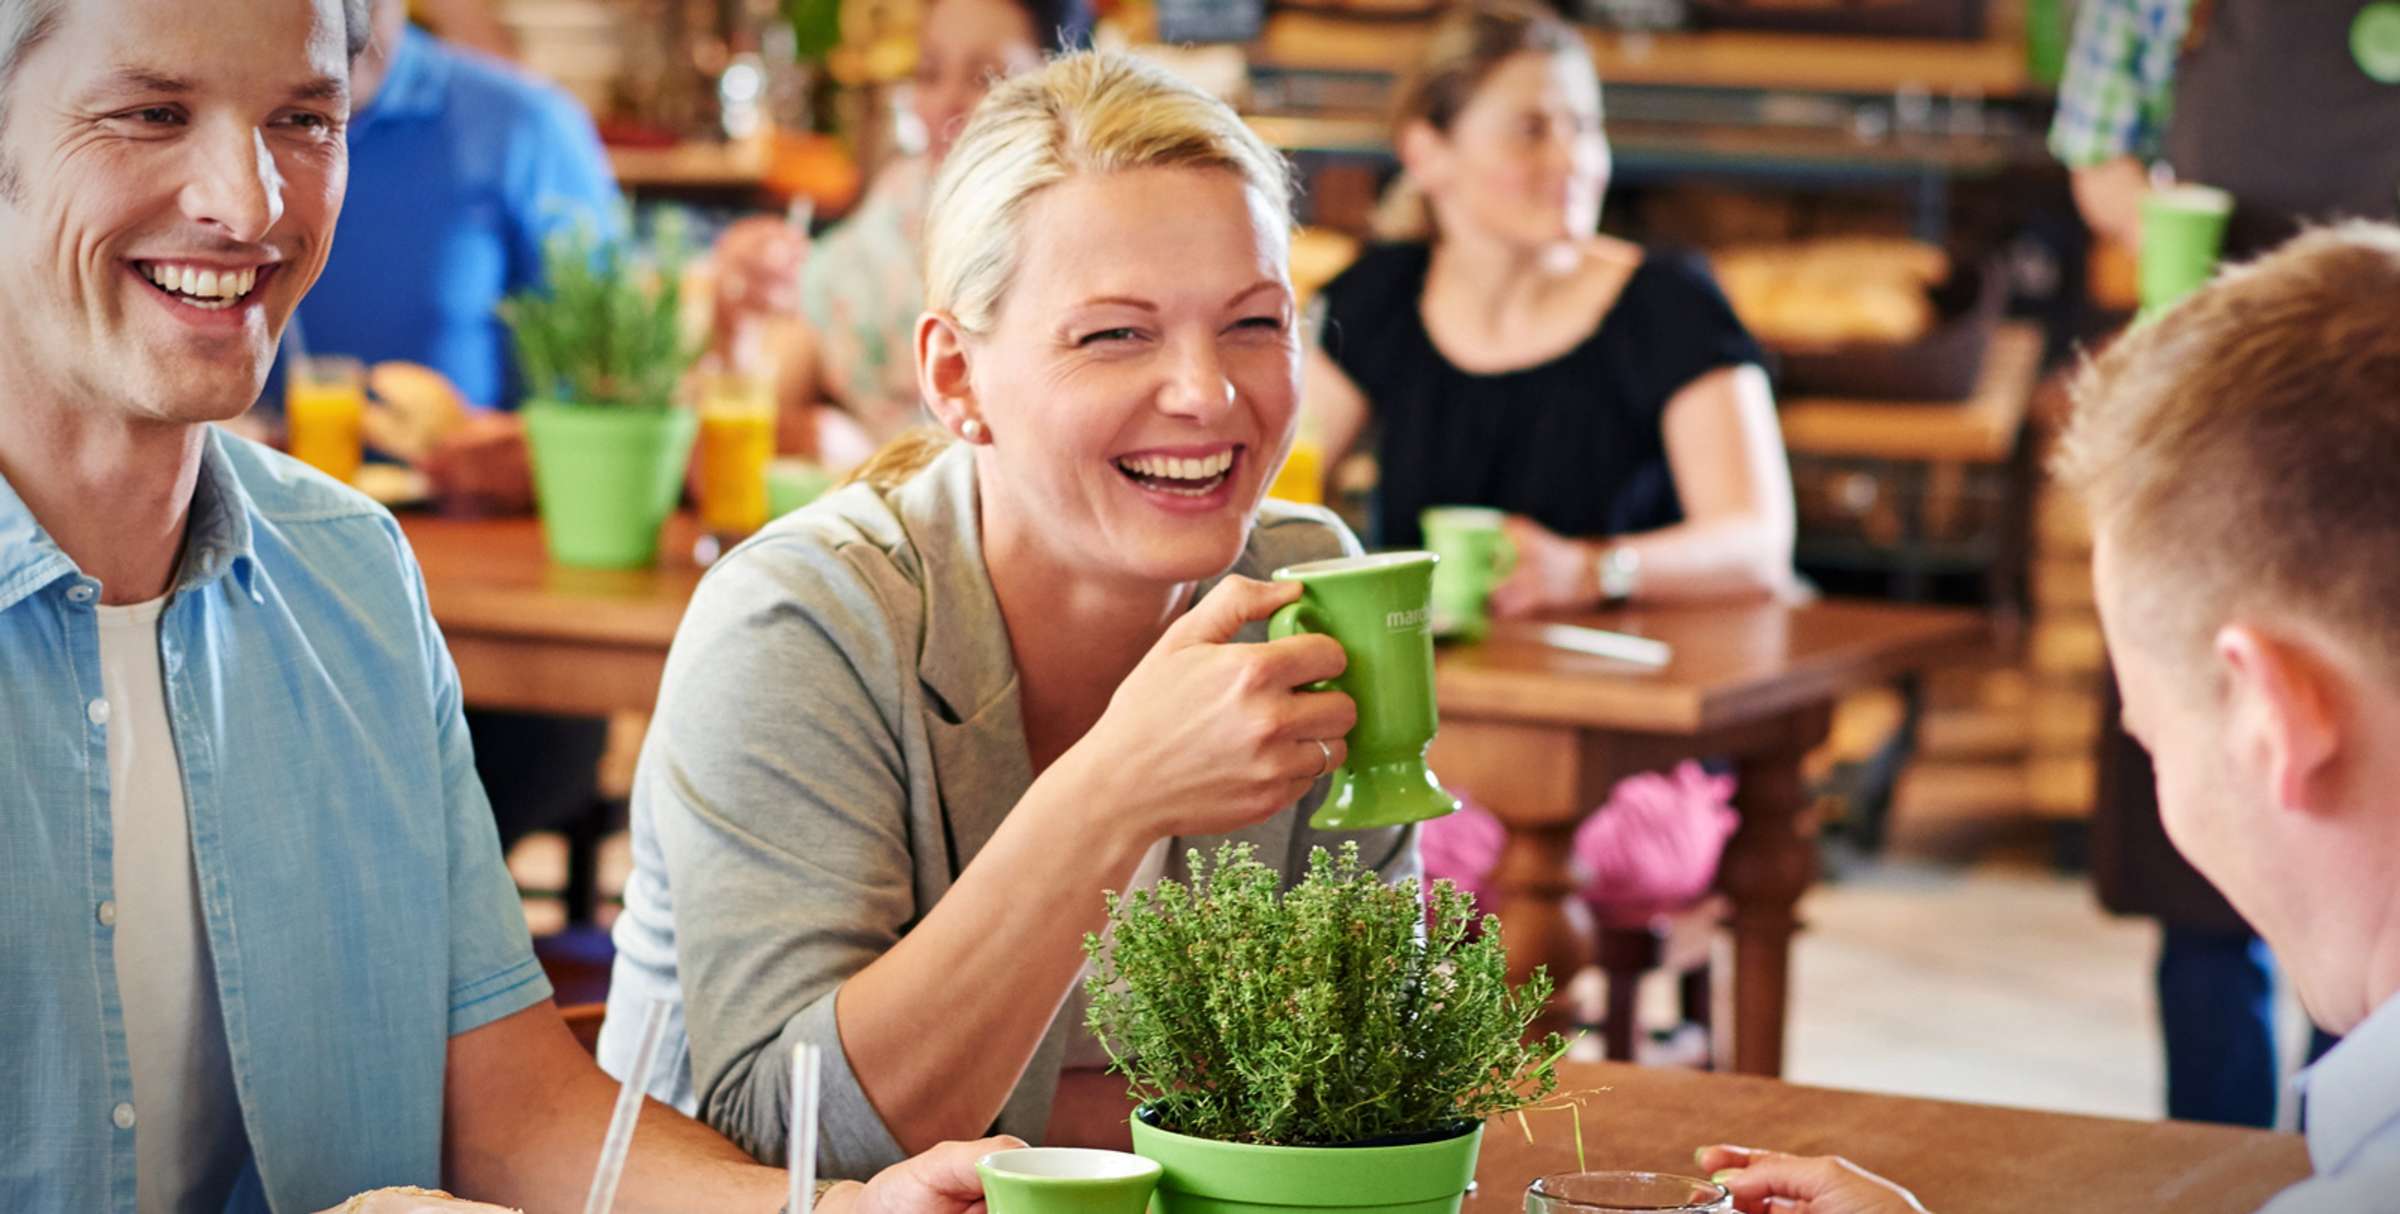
<box><xmin>0</xmin><ymin>2</ymin><xmax>1007</xmax><ymax>1211</ymax></box>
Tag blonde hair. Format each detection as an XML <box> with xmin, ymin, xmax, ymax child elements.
<box><xmin>848</xmin><ymin>50</ymin><xmax>1296</xmax><ymax>491</ymax></box>
<box><xmin>1374</xmin><ymin>0</ymin><xmax>1588</xmax><ymax>242</ymax></box>
<box><xmin>2054</xmin><ymin>221</ymin><xmax>2400</xmax><ymax>681</ymax></box>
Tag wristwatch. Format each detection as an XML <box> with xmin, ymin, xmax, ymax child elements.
<box><xmin>1594</xmin><ymin>543</ymin><xmax>1641</xmax><ymax>607</ymax></box>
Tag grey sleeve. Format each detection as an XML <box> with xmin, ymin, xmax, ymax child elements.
<box><xmin>641</xmin><ymin>541</ymin><xmax>919</xmax><ymax>1177</ymax></box>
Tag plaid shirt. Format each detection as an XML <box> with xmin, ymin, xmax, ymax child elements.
<box><xmin>2048</xmin><ymin>0</ymin><xmax>2196</xmax><ymax>167</ymax></box>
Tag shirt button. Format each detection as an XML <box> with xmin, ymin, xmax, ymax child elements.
<box><xmin>97</xmin><ymin>901</ymin><xmax>117</xmax><ymax>927</ymax></box>
<box><xmin>112</xmin><ymin>1102</ymin><xmax>136</xmax><ymax>1131</ymax></box>
<box><xmin>66</xmin><ymin>583</ymin><xmax>96</xmax><ymax>604</ymax></box>
<box><xmin>87</xmin><ymin>698</ymin><xmax>111</xmax><ymax>727</ymax></box>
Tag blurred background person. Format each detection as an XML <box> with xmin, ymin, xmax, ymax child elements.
<box><xmin>708</xmin><ymin>0</ymin><xmax>1094</xmax><ymax>466</ymax></box>
<box><xmin>1303</xmin><ymin>0</ymin><xmax>1795</xmax><ymax>928</ymax></box>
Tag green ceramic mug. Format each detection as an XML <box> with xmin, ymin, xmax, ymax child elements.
<box><xmin>2138</xmin><ymin>184</ymin><xmax>2235</xmax><ymax>319</ymax></box>
<box><xmin>1421</xmin><ymin>506</ymin><xmax>1515</xmax><ymax>642</ymax></box>
<box><xmin>1269</xmin><ymin>552</ymin><xmax>1462</xmax><ymax>832</ymax></box>
<box><xmin>976</xmin><ymin>1147</ymin><xmax>1162</xmax><ymax>1214</ymax></box>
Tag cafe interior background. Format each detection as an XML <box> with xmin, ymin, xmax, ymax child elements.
<box><xmin>348</xmin><ymin>0</ymin><xmax>2305</xmax><ymax>1137</ymax></box>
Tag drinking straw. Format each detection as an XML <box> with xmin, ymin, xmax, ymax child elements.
<box><xmin>582</xmin><ymin>998</ymin><xmax>671</xmax><ymax>1214</ymax></box>
<box><xmin>1530</xmin><ymin>623</ymin><xmax>1673</xmax><ymax>669</ymax></box>
<box><xmin>789</xmin><ymin>1044</ymin><xmax>824</xmax><ymax>1214</ymax></box>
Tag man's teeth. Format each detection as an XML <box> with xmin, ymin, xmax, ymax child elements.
<box><xmin>142</xmin><ymin>263</ymin><xmax>260</xmax><ymax>305</ymax></box>
<box><xmin>1116</xmin><ymin>450</ymin><xmax>1235</xmax><ymax>482</ymax></box>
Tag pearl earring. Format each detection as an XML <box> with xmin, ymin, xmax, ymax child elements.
<box><xmin>961</xmin><ymin>418</ymin><xmax>987</xmax><ymax>443</ymax></box>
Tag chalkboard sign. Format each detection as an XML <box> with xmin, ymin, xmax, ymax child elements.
<box><xmin>1157</xmin><ymin>0</ymin><xmax>1268</xmax><ymax>43</ymax></box>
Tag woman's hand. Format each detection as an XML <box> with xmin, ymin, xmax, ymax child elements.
<box><xmin>1695</xmin><ymin>1145</ymin><xmax>1932</xmax><ymax>1214</ymax></box>
<box><xmin>841</xmin><ymin>1136</ymin><xmax>1023</xmax><ymax>1214</ymax></box>
<box><xmin>1059</xmin><ymin>577</ymin><xmax>1355</xmax><ymax>847</ymax></box>
<box><xmin>1489</xmin><ymin>515</ymin><xmax>1598</xmax><ymax>618</ymax></box>
<box><xmin>711</xmin><ymin>215</ymin><xmax>810</xmax><ymax>337</ymax></box>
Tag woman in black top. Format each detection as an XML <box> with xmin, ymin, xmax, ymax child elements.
<box><xmin>1309</xmin><ymin>0</ymin><xmax>1796</xmax><ymax>612</ymax></box>
<box><xmin>1306</xmin><ymin>0</ymin><xmax>1798</xmax><ymax>920</ymax></box>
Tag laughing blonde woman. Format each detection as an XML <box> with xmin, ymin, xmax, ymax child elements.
<box><xmin>601</xmin><ymin>51</ymin><xmax>1418</xmax><ymax>1177</ymax></box>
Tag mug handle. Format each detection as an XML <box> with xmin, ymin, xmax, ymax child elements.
<box><xmin>1495</xmin><ymin>529</ymin><xmax>1520</xmax><ymax>579</ymax></box>
<box><xmin>1268</xmin><ymin>599</ymin><xmax>1341</xmax><ymax>693</ymax></box>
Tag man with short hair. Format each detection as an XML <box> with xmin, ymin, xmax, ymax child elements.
<box><xmin>0</xmin><ymin>2</ymin><xmax>1006</xmax><ymax>1209</ymax></box>
<box><xmin>1686</xmin><ymin>223</ymin><xmax>2400</xmax><ymax>1211</ymax></box>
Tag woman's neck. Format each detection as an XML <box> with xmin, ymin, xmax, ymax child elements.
<box><xmin>979</xmin><ymin>486</ymin><xmax>1196</xmax><ymax>770</ymax></box>
<box><xmin>1422</xmin><ymin>225</ymin><xmax>1584</xmax><ymax>332</ymax></box>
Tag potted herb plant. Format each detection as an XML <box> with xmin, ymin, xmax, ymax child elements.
<box><xmin>500</xmin><ymin>206</ymin><xmax>701</xmax><ymax>569</ymax></box>
<box><xmin>1084</xmin><ymin>842</ymin><xmax>1569</xmax><ymax>1214</ymax></box>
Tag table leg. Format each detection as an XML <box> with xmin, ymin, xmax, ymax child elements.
<box><xmin>1491</xmin><ymin>822</ymin><xmax>1588</xmax><ymax>1041</ymax></box>
<box><xmin>1716</xmin><ymin>706</ymin><xmax>1833</xmax><ymax>1076</ymax></box>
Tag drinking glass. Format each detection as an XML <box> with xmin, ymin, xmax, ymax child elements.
<box><xmin>1525</xmin><ymin>1171</ymin><xmax>1732</xmax><ymax>1213</ymax></box>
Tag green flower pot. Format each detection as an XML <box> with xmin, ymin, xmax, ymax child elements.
<box><xmin>523</xmin><ymin>400</ymin><xmax>698</xmax><ymax>570</ymax></box>
<box><xmin>1130</xmin><ymin>1108</ymin><xmax>1483</xmax><ymax>1214</ymax></box>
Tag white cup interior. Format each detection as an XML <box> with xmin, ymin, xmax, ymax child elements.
<box><xmin>1276</xmin><ymin>550</ymin><xmax>1437</xmax><ymax>578</ymax></box>
<box><xmin>980</xmin><ymin>1148</ymin><xmax>1161</xmax><ymax>1182</ymax></box>
<box><xmin>2153</xmin><ymin>183</ymin><xmax>2234</xmax><ymax>213</ymax></box>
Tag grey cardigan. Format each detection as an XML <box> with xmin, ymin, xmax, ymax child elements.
<box><xmin>599</xmin><ymin>444</ymin><xmax>1419</xmax><ymax>1176</ymax></box>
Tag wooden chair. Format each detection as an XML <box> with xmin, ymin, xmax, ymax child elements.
<box><xmin>561</xmin><ymin>1001</ymin><xmax>607</xmax><ymax>1056</ymax></box>
<box><xmin>1589</xmin><ymin>895</ymin><xmax>1726</xmax><ymax>1067</ymax></box>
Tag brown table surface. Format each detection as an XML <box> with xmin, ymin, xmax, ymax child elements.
<box><xmin>1440</xmin><ymin>600</ymin><xmax>1982</xmax><ymax>736</ymax></box>
<box><xmin>1462</xmin><ymin>1062</ymin><xmax>2310</xmax><ymax>1214</ymax></box>
<box><xmin>403</xmin><ymin>512</ymin><xmax>700</xmax><ymax>719</ymax></box>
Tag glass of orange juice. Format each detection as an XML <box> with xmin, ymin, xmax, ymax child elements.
<box><xmin>694</xmin><ymin>370</ymin><xmax>777</xmax><ymax>539</ymax></box>
<box><xmin>286</xmin><ymin>355</ymin><xmax>367</xmax><ymax>484</ymax></box>
<box><xmin>1267</xmin><ymin>435</ymin><xmax>1325</xmax><ymax>506</ymax></box>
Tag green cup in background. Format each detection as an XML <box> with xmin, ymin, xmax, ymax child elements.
<box><xmin>1270</xmin><ymin>552</ymin><xmax>1461</xmax><ymax>832</ymax></box>
<box><xmin>977</xmin><ymin>1147</ymin><xmax>1162</xmax><ymax>1214</ymax></box>
<box><xmin>1421</xmin><ymin>506</ymin><xmax>1514</xmax><ymax>643</ymax></box>
<box><xmin>767</xmin><ymin>457</ymin><xmax>836</xmax><ymax>520</ymax></box>
<box><xmin>2138</xmin><ymin>184</ymin><xmax>2235</xmax><ymax>318</ymax></box>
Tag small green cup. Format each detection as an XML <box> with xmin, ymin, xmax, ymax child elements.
<box><xmin>976</xmin><ymin>1147</ymin><xmax>1162</xmax><ymax>1214</ymax></box>
<box><xmin>767</xmin><ymin>457</ymin><xmax>836</xmax><ymax>520</ymax></box>
<box><xmin>1270</xmin><ymin>552</ymin><xmax>1462</xmax><ymax>832</ymax></box>
<box><xmin>2138</xmin><ymin>184</ymin><xmax>2235</xmax><ymax>318</ymax></box>
<box><xmin>1420</xmin><ymin>506</ymin><xmax>1514</xmax><ymax>643</ymax></box>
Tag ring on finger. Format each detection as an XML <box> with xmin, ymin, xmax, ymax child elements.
<box><xmin>1314</xmin><ymin>738</ymin><xmax>1336</xmax><ymax>779</ymax></box>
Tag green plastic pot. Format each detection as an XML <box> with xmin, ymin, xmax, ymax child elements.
<box><xmin>1129</xmin><ymin>1108</ymin><xmax>1483</xmax><ymax>1214</ymax></box>
<box><xmin>523</xmin><ymin>400</ymin><xmax>699</xmax><ymax>569</ymax></box>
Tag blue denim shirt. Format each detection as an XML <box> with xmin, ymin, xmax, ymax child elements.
<box><xmin>0</xmin><ymin>428</ymin><xmax>551</xmax><ymax>1213</ymax></box>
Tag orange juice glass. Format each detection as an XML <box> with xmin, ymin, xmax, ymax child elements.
<box><xmin>286</xmin><ymin>355</ymin><xmax>367</xmax><ymax>484</ymax></box>
<box><xmin>1267</xmin><ymin>435</ymin><xmax>1325</xmax><ymax>506</ymax></box>
<box><xmin>695</xmin><ymin>372</ymin><xmax>777</xmax><ymax>537</ymax></box>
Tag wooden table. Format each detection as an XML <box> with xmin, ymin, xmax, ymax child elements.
<box><xmin>1431</xmin><ymin>600</ymin><xmax>1986</xmax><ymax>1077</ymax></box>
<box><xmin>1461</xmin><ymin>1062</ymin><xmax>2310</xmax><ymax>1214</ymax></box>
<box><xmin>405</xmin><ymin>513</ymin><xmax>1982</xmax><ymax>1078</ymax></box>
<box><xmin>402</xmin><ymin>513</ymin><xmax>700</xmax><ymax>718</ymax></box>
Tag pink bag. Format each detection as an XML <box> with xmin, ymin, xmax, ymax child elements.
<box><xmin>1420</xmin><ymin>761</ymin><xmax>1739</xmax><ymax>922</ymax></box>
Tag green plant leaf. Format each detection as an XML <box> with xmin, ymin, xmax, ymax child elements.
<box><xmin>1084</xmin><ymin>842</ymin><xmax>1566</xmax><ymax>1147</ymax></box>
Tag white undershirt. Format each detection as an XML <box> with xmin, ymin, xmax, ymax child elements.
<box><xmin>97</xmin><ymin>597</ymin><xmax>247</xmax><ymax>1213</ymax></box>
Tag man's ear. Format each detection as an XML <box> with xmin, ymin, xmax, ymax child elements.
<box><xmin>2215</xmin><ymin>623</ymin><xmax>2345</xmax><ymax>816</ymax></box>
<box><xmin>915</xmin><ymin>310</ymin><xmax>981</xmax><ymax>439</ymax></box>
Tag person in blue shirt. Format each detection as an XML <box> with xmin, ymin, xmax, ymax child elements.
<box><xmin>0</xmin><ymin>0</ymin><xmax>1009</xmax><ymax>1208</ymax></box>
<box><xmin>306</xmin><ymin>0</ymin><xmax>627</xmax><ymax>859</ymax></box>
<box><xmin>1682</xmin><ymin>226</ymin><xmax>2400</xmax><ymax>1212</ymax></box>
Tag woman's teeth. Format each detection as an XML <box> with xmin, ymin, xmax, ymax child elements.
<box><xmin>141</xmin><ymin>262</ymin><xmax>261</xmax><ymax>310</ymax></box>
<box><xmin>1115</xmin><ymin>450</ymin><xmax>1237</xmax><ymax>497</ymax></box>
